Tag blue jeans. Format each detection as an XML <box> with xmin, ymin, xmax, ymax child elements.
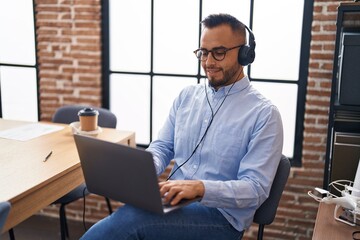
<box><xmin>80</xmin><ymin>202</ymin><xmax>243</xmax><ymax>240</ymax></box>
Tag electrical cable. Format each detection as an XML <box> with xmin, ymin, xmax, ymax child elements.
<box><xmin>82</xmin><ymin>186</ymin><xmax>88</xmax><ymax>231</ymax></box>
<box><xmin>166</xmin><ymin>69</ymin><xmax>243</xmax><ymax>180</ymax></box>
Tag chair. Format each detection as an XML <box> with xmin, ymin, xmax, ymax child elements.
<box><xmin>0</xmin><ymin>201</ymin><xmax>15</xmax><ymax>240</ymax></box>
<box><xmin>52</xmin><ymin>105</ymin><xmax>117</xmax><ymax>240</ymax></box>
<box><xmin>0</xmin><ymin>202</ymin><xmax>10</xmax><ymax>234</ymax></box>
<box><xmin>253</xmin><ymin>155</ymin><xmax>290</xmax><ymax>240</ymax></box>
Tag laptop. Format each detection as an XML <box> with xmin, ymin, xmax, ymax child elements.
<box><xmin>73</xmin><ymin>134</ymin><xmax>201</xmax><ymax>214</ymax></box>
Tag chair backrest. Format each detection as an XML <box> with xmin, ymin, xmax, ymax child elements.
<box><xmin>253</xmin><ymin>155</ymin><xmax>290</xmax><ymax>239</ymax></box>
<box><xmin>52</xmin><ymin>105</ymin><xmax>117</xmax><ymax>128</ymax></box>
<box><xmin>0</xmin><ymin>201</ymin><xmax>11</xmax><ymax>234</ymax></box>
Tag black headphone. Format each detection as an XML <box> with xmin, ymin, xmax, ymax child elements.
<box><xmin>238</xmin><ymin>25</ymin><xmax>256</xmax><ymax>66</ymax></box>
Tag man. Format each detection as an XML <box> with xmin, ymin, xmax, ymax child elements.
<box><xmin>81</xmin><ymin>13</ymin><xmax>283</xmax><ymax>240</ymax></box>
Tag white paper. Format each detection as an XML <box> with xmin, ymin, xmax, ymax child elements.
<box><xmin>0</xmin><ymin>123</ymin><xmax>64</xmax><ymax>141</ymax></box>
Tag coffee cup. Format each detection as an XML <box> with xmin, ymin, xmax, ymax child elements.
<box><xmin>78</xmin><ymin>107</ymin><xmax>99</xmax><ymax>132</ymax></box>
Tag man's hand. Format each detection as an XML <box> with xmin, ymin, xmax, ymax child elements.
<box><xmin>159</xmin><ymin>180</ymin><xmax>204</xmax><ymax>206</ymax></box>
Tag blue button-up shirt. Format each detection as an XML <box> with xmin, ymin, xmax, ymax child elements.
<box><xmin>147</xmin><ymin>76</ymin><xmax>283</xmax><ymax>231</ymax></box>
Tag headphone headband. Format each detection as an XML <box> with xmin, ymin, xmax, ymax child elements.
<box><xmin>238</xmin><ymin>25</ymin><xmax>256</xmax><ymax>66</ymax></box>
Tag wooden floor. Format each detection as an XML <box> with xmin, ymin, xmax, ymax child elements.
<box><xmin>1</xmin><ymin>215</ymin><xmax>93</xmax><ymax>240</ymax></box>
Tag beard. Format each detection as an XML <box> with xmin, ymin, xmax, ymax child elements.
<box><xmin>206</xmin><ymin>64</ymin><xmax>239</xmax><ymax>89</ymax></box>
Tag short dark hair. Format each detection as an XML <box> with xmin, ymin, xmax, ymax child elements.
<box><xmin>201</xmin><ymin>13</ymin><xmax>246</xmax><ymax>37</ymax></box>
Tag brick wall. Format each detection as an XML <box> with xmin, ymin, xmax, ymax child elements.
<box><xmin>36</xmin><ymin>0</ymin><xmax>103</xmax><ymax>121</ymax></box>
<box><xmin>35</xmin><ymin>0</ymin><xmax>106</xmax><ymax>225</ymax></box>
<box><xmin>35</xmin><ymin>0</ymin><xmax>350</xmax><ymax>239</ymax></box>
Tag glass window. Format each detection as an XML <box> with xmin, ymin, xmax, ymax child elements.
<box><xmin>0</xmin><ymin>66</ymin><xmax>38</xmax><ymax>121</ymax></box>
<box><xmin>251</xmin><ymin>0</ymin><xmax>304</xmax><ymax>80</ymax></box>
<box><xmin>202</xmin><ymin>0</ymin><xmax>251</xmax><ymax>26</ymax></box>
<box><xmin>110</xmin><ymin>74</ymin><xmax>151</xmax><ymax>144</ymax></box>
<box><xmin>104</xmin><ymin>0</ymin><xmax>312</xmax><ymax>164</ymax></box>
<box><xmin>0</xmin><ymin>0</ymin><xmax>36</xmax><ymax>65</ymax></box>
<box><xmin>0</xmin><ymin>0</ymin><xmax>38</xmax><ymax>121</ymax></box>
<box><xmin>153</xmin><ymin>0</ymin><xmax>199</xmax><ymax>75</ymax></box>
<box><xmin>109</xmin><ymin>0</ymin><xmax>151</xmax><ymax>72</ymax></box>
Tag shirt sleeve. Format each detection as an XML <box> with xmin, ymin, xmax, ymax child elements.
<box><xmin>200</xmin><ymin>105</ymin><xmax>284</xmax><ymax>209</ymax></box>
<box><xmin>146</xmin><ymin>120</ymin><xmax>175</xmax><ymax>175</ymax></box>
<box><xmin>146</xmin><ymin>87</ymin><xmax>190</xmax><ymax>175</ymax></box>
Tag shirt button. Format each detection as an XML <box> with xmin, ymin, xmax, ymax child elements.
<box><xmin>204</xmin><ymin>119</ymin><xmax>208</xmax><ymax>123</ymax></box>
<box><xmin>193</xmin><ymin>165</ymin><xmax>197</xmax><ymax>169</ymax></box>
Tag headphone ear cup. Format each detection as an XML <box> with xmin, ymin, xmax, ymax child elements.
<box><xmin>238</xmin><ymin>45</ymin><xmax>255</xmax><ymax>66</ymax></box>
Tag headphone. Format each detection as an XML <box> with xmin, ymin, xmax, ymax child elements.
<box><xmin>238</xmin><ymin>25</ymin><xmax>256</xmax><ymax>66</ymax></box>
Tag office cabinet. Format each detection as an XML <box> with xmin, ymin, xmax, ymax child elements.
<box><xmin>338</xmin><ymin>32</ymin><xmax>360</xmax><ymax>106</ymax></box>
<box><xmin>324</xmin><ymin>2</ymin><xmax>360</xmax><ymax>191</ymax></box>
<box><xmin>329</xmin><ymin>132</ymin><xmax>360</xmax><ymax>195</ymax></box>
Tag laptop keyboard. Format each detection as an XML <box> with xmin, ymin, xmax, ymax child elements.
<box><xmin>161</xmin><ymin>198</ymin><xmax>172</xmax><ymax>207</ymax></box>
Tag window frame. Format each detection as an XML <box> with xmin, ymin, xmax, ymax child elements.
<box><xmin>101</xmin><ymin>0</ymin><xmax>314</xmax><ymax>167</ymax></box>
<box><xmin>0</xmin><ymin>0</ymin><xmax>40</xmax><ymax>120</ymax></box>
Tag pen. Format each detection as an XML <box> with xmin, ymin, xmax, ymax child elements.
<box><xmin>44</xmin><ymin>151</ymin><xmax>53</xmax><ymax>162</ymax></box>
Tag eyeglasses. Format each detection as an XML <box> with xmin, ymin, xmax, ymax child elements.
<box><xmin>193</xmin><ymin>45</ymin><xmax>243</xmax><ymax>61</ymax></box>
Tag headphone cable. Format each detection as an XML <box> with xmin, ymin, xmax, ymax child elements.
<box><xmin>82</xmin><ymin>186</ymin><xmax>88</xmax><ymax>231</ymax></box>
<box><xmin>166</xmin><ymin>71</ymin><xmax>241</xmax><ymax>180</ymax></box>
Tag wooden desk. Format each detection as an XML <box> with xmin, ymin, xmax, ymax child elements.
<box><xmin>0</xmin><ymin>118</ymin><xmax>135</xmax><ymax>232</ymax></box>
<box><xmin>313</xmin><ymin>202</ymin><xmax>360</xmax><ymax>239</ymax></box>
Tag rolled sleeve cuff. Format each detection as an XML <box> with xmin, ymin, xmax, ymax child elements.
<box><xmin>200</xmin><ymin>180</ymin><xmax>221</xmax><ymax>206</ymax></box>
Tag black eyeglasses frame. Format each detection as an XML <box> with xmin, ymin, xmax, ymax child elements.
<box><xmin>193</xmin><ymin>45</ymin><xmax>243</xmax><ymax>61</ymax></box>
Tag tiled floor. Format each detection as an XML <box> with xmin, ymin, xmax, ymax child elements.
<box><xmin>1</xmin><ymin>215</ymin><xmax>93</xmax><ymax>240</ymax></box>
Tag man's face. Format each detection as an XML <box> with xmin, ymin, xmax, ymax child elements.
<box><xmin>200</xmin><ymin>24</ymin><xmax>244</xmax><ymax>89</ymax></box>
